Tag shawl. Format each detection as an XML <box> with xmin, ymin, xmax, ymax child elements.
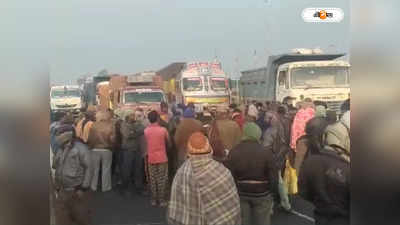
<box><xmin>168</xmin><ymin>153</ymin><xmax>241</xmax><ymax>225</ymax></box>
<box><xmin>290</xmin><ymin>107</ymin><xmax>315</xmax><ymax>150</ymax></box>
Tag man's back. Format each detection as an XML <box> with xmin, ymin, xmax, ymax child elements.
<box><xmin>145</xmin><ymin>124</ymin><xmax>169</xmax><ymax>164</ymax></box>
<box><xmin>227</xmin><ymin>141</ymin><xmax>277</xmax><ymax>195</ymax></box>
<box><xmin>299</xmin><ymin>150</ymin><xmax>350</xmax><ymax>219</ymax></box>
<box><xmin>88</xmin><ymin>120</ymin><xmax>115</xmax><ymax>149</ymax></box>
<box><xmin>216</xmin><ymin>119</ymin><xmax>242</xmax><ymax>150</ymax></box>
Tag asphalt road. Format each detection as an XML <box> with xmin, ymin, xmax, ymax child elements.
<box><xmin>91</xmin><ymin>190</ymin><xmax>315</xmax><ymax>225</ymax></box>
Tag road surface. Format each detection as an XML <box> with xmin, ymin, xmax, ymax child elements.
<box><xmin>91</xmin><ymin>190</ymin><xmax>315</xmax><ymax>225</ymax></box>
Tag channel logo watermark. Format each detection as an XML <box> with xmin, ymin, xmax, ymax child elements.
<box><xmin>302</xmin><ymin>8</ymin><xmax>344</xmax><ymax>23</ymax></box>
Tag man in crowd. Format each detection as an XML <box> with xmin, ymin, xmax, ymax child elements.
<box><xmin>88</xmin><ymin>110</ymin><xmax>116</xmax><ymax>192</ymax></box>
<box><xmin>290</xmin><ymin>98</ymin><xmax>315</xmax><ymax>151</ymax></box>
<box><xmin>299</xmin><ymin>118</ymin><xmax>350</xmax><ymax>225</ymax></box>
<box><xmin>174</xmin><ymin>106</ymin><xmax>203</xmax><ymax>169</ymax></box>
<box><xmin>293</xmin><ymin>116</ymin><xmax>329</xmax><ymax>174</ymax></box>
<box><xmin>226</xmin><ymin>122</ymin><xmax>277</xmax><ymax>225</ymax></box>
<box><xmin>167</xmin><ymin>108</ymin><xmax>183</xmax><ymax>184</ymax></box>
<box><xmin>247</xmin><ymin>100</ymin><xmax>258</xmax><ymax>122</ymax></box>
<box><xmin>262</xmin><ymin>109</ymin><xmax>291</xmax><ymax>211</ymax></box>
<box><xmin>53</xmin><ymin>129</ymin><xmax>92</xmax><ymax>225</ymax></box>
<box><xmin>144</xmin><ymin>110</ymin><xmax>170</xmax><ymax>207</ymax></box>
<box><xmin>232</xmin><ymin>108</ymin><xmax>245</xmax><ymax>131</ymax></box>
<box><xmin>50</xmin><ymin>112</ymin><xmax>66</xmax><ymax>154</ymax></box>
<box><xmin>208</xmin><ymin>107</ymin><xmax>242</xmax><ymax>161</ymax></box>
<box><xmin>168</xmin><ymin>132</ymin><xmax>241</xmax><ymax>225</ymax></box>
<box><xmin>75</xmin><ymin>106</ymin><xmax>96</xmax><ymax>144</ymax></box>
<box><xmin>119</xmin><ymin>111</ymin><xmax>146</xmax><ymax>197</ymax></box>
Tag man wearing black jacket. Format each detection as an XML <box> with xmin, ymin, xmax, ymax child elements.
<box><xmin>299</xmin><ymin>122</ymin><xmax>350</xmax><ymax>225</ymax></box>
<box><xmin>225</xmin><ymin>122</ymin><xmax>278</xmax><ymax>225</ymax></box>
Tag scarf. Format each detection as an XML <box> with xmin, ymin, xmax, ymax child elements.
<box><xmin>168</xmin><ymin>153</ymin><xmax>241</xmax><ymax>225</ymax></box>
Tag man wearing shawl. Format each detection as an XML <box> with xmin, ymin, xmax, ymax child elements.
<box><xmin>168</xmin><ymin>132</ymin><xmax>241</xmax><ymax>225</ymax></box>
<box><xmin>290</xmin><ymin>99</ymin><xmax>315</xmax><ymax>150</ymax></box>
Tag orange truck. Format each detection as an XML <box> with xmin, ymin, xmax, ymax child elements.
<box><xmin>108</xmin><ymin>72</ymin><xmax>167</xmax><ymax>119</ymax></box>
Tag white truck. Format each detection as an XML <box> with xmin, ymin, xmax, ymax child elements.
<box><xmin>50</xmin><ymin>85</ymin><xmax>85</xmax><ymax>118</ymax></box>
<box><xmin>240</xmin><ymin>50</ymin><xmax>350</xmax><ymax>113</ymax></box>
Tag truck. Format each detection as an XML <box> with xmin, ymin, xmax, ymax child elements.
<box><xmin>240</xmin><ymin>49</ymin><xmax>350</xmax><ymax>114</ymax></box>
<box><xmin>109</xmin><ymin>72</ymin><xmax>167</xmax><ymax>119</ymax></box>
<box><xmin>158</xmin><ymin>61</ymin><xmax>230</xmax><ymax>113</ymax></box>
<box><xmin>50</xmin><ymin>85</ymin><xmax>85</xmax><ymax>118</ymax></box>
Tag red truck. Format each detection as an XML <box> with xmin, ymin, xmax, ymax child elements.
<box><xmin>109</xmin><ymin>72</ymin><xmax>167</xmax><ymax>119</ymax></box>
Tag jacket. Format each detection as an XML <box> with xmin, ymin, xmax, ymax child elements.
<box><xmin>174</xmin><ymin>118</ymin><xmax>204</xmax><ymax>161</ymax></box>
<box><xmin>225</xmin><ymin>140</ymin><xmax>278</xmax><ymax>197</ymax></box>
<box><xmin>53</xmin><ymin>141</ymin><xmax>92</xmax><ymax>191</ymax></box>
<box><xmin>263</xmin><ymin>117</ymin><xmax>289</xmax><ymax>171</ymax></box>
<box><xmin>213</xmin><ymin>119</ymin><xmax>242</xmax><ymax>151</ymax></box>
<box><xmin>87</xmin><ymin>120</ymin><xmax>116</xmax><ymax>150</ymax></box>
<box><xmin>299</xmin><ymin>148</ymin><xmax>350</xmax><ymax>220</ymax></box>
<box><xmin>120</xmin><ymin>120</ymin><xmax>145</xmax><ymax>151</ymax></box>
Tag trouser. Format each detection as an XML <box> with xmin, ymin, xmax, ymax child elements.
<box><xmin>148</xmin><ymin>162</ymin><xmax>168</xmax><ymax>202</ymax></box>
<box><xmin>54</xmin><ymin>190</ymin><xmax>92</xmax><ymax>225</ymax></box>
<box><xmin>278</xmin><ymin>171</ymin><xmax>291</xmax><ymax>210</ymax></box>
<box><xmin>315</xmin><ymin>214</ymin><xmax>350</xmax><ymax>225</ymax></box>
<box><xmin>167</xmin><ymin>145</ymin><xmax>177</xmax><ymax>185</ymax></box>
<box><xmin>112</xmin><ymin>150</ymin><xmax>122</xmax><ymax>185</ymax></box>
<box><xmin>176</xmin><ymin>149</ymin><xmax>187</xmax><ymax>170</ymax></box>
<box><xmin>120</xmin><ymin>150</ymin><xmax>144</xmax><ymax>192</ymax></box>
<box><xmin>240</xmin><ymin>194</ymin><xmax>274</xmax><ymax>225</ymax></box>
<box><xmin>91</xmin><ymin>149</ymin><xmax>113</xmax><ymax>192</ymax></box>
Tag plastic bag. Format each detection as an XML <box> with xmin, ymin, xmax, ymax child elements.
<box><xmin>283</xmin><ymin>159</ymin><xmax>298</xmax><ymax>195</ymax></box>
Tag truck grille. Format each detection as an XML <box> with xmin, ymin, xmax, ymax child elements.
<box><xmin>56</xmin><ymin>104</ymin><xmax>77</xmax><ymax>108</ymax></box>
<box><xmin>326</xmin><ymin>101</ymin><xmax>344</xmax><ymax>113</ymax></box>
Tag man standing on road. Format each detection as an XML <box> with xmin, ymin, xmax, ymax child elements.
<box><xmin>174</xmin><ymin>108</ymin><xmax>203</xmax><ymax>169</ymax></box>
<box><xmin>225</xmin><ymin>122</ymin><xmax>278</xmax><ymax>225</ymax></box>
<box><xmin>168</xmin><ymin>132</ymin><xmax>241</xmax><ymax>225</ymax></box>
<box><xmin>53</xmin><ymin>130</ymin><xmax>93</xmax><ymax>225</ymax></box>
<box><xmin>119</xmin><ymin>111</ymin><xmax>146</xmax><ymax>197</ymax></box>
<box><xmin>145</xmin><ymin>110</ymin><xmax>170</xmax><ymax>207</ymax></box>
<box><xmin>208</xmin><ymin>107</ymin><xmax>242</xmax><ymax>161</ymax></box>
<box><xmin>75</xmin><ymin>107</ymin><xmax>96</xmax><ymax>144</ymax></box>
<box><xmin>88</xmin><ymin>110</ymin><xmax>116</xmax><ymax>192</ymax></box>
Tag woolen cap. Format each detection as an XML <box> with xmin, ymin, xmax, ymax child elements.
<box><xmin>187</xmin><ymin>132</ymin><xmax>211</xmax><ymax>155</ymax></box>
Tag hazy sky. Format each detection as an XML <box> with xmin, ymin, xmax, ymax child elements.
<box><xmin>2</xmin><ymin>0</ymin><xmax>350</xmax><ymax>84</ymax></box>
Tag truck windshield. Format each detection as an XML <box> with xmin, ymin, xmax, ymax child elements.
<box><xmin>182</xmin><ymin>78</ymin><xmax>202</xmax><ymax>91</ymax></box>
<box><xmin>51</xmin><ymin>89</ymin><xmax>81</xmax><ymax>98</ymax></box>
<box><xmin>125</xmin><ymin>92</ymin><xmax>164</xmax><ymax>103</ymax></box>
<box><xmin>210</xmin><ymin>77</ymin><xmax>227</xmax><ymax>91</ymax></box>
<box><xmin>291</xmin><ymin>67</ymin><xmax>349</xmax><ymax>88</ymax></box>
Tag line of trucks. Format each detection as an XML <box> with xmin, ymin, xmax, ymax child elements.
<box><xmin>50</xmin><ymin>49</ymin><xmax>350</xmax><ymax>119</ymax></box>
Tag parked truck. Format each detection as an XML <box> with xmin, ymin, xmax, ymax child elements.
<box><xmin>50</xmin><ymin>85</ymin><xmax>85</xmax><ymax>119</ymax></box>
<box><xmin>109</xmin><ymin>72</ymin><xmax>167</xmax><ymax>119</ymax></box>
<box><xmin>240</xmin><ymin>49</ymin><xmax>350</xmax><ymax>114</ymax></box>
<box><xmin>158</xmin><ymin>61</ymin><xmax>230</xmax><ymax>113</ymax></box>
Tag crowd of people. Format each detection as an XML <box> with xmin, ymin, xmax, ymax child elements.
<box><xmin>50</xmin><ymin>97</ymin><xmax>350</xmax><ymax>225</ymax></box>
